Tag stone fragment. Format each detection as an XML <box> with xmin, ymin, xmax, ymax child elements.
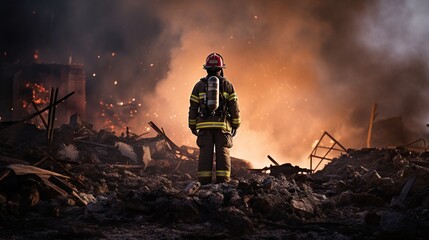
<box><xmin>181</xmin><ymin>181</ymin><xmax>201</xmax><ymax>196</ymax></box>
<box><xmin>290</xmin><ymin>197</ymin><xmax>315</xmax><ymax>218</ymax></box>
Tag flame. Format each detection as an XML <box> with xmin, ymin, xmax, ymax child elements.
<box><xmin>21</xmin><ymin>82</ymin><xmax>50</xmax><ymax>128</ymax></box>
<box><xmin>94</xmin><ymin>97</ymin><xmax>143</xmax><ymax>133</ymax></box>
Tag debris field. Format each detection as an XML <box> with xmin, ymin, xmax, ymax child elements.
<box><xmin>0</xmin><ymin>116</ymin><xmax>428</xmax><ymax>239</ymax></box>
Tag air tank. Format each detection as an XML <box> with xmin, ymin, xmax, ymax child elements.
<box><xmin>207</xmin><ymin>76</ymin><xmax>220</xmax><ymax>112</ymax></box>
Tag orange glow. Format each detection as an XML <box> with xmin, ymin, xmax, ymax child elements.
<box><xmin>91</xmin><ymin>2</ymin><xmax>422</xmax><ymax>169</ymax></box>
<box><xmin>21</xmin><ymin>82</ymin><xmax>50</xmax><ymax>128</ymax></box>
<box><xmin>125</xmin><ymin>3</ymin><xmax>350</xmax><ymax>169</ymax></box>
<box><xmin>33</xmin><ymin>50</ymin><xmax>39</xmax><ymax>60</ymax></box>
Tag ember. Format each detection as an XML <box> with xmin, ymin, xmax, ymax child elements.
<box><xmin>21</xmin><ymin>82</ymin><xmax>50</xmax><ymax>128</ymax></box>
<box><xmin>0</xmin><ymin>0</ymin><xmax>428</xmax><ymax>239</ymax></box>
<box><xmin>96</xmin><ymin>97</ymin><xmax>143</xmax><ymax>132</ymax></box>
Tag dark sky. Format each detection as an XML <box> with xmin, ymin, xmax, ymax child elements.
<box><xmin>0</xmin><ymin>0</ymin><xmax>176</xmax><ymax>110</ymax></box>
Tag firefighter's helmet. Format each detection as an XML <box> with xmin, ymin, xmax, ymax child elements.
<box><xmin>203</xmin><ymin>53</ymin><xmax>226</xmax><ymax>69</ymax></box>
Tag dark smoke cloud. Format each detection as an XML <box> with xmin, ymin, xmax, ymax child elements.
<box><xmin>316</xmin><ymin>0</ymin><xmax>429</xmax><ymax>139</ymax></box>
<box><xmin>1</xmin><ymin>0</ymin><xmax>428</xmax><ymax>167</ymax></box>
<box><xmin>0</xmin><ymin>0</ymin><xmax>177</xmax><ymax>112</ymax></box>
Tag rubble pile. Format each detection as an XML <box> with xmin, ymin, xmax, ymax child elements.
<box><xmin>311</xmin><ymin>147</ymin><xmax>429</xmax><ymax>238</ymax></box>
<box><xmin>0</xmin><ymin>120</ymin><xmax>429</xmax><ymax>239</ymax></box>
<box><xmin>313</xmin><ymin>147</ymin><xmax>429</xmax><ymax>201</ymax></box>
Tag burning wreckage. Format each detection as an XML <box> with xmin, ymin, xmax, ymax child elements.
<box><xmin>0</xmin><ymin>92</ymin><xmax>428</xmax><ymax>239</ymax></box>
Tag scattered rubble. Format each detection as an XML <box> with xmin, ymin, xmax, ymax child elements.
<box><xmin>0</xmin><ymin>115</ymin><xmax>429</xmax><ymax>238</ymax></box>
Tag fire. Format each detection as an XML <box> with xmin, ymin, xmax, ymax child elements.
<box><xmin>95</xmin><ymin>97</ymin><xmax>143</xmax><ymax>133</ymax></box>
<box><xmin>21</xmin><ymin>82</ymin><xmax>50</xmax><ymax>128</ymax></box>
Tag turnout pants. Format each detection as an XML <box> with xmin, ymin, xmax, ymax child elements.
<box><xmin>196</xmin><ymin>128</ymin><xmax>233</xmax><ymax>184</ymax></box>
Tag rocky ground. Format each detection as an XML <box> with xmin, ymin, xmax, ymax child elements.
<box><xmin>0</xmin><ymin>121</ymin><xmax>428</xmax><ymax>239</ymax></box>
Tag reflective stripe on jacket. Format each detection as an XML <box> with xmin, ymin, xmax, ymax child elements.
<box><xmin>188</xmin><ymin>76</ymin><xmax>241</xmax><ymax>131</ymax></box>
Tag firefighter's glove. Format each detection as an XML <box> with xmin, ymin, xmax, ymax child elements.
<box><xmin>191</xmin><ymin>129</ymin><xmax>198</xmax><ymax>136</ymax></box>
<box><xmin>231</xmin><ymin>128</ymin><xmax>237</xmax><ymax>137</ymax></box>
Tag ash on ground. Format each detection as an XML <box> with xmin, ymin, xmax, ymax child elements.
<box><xmin>0</xmin><ymin>120</ymin><xmax>428</xmax><ymax>239</ymax></box>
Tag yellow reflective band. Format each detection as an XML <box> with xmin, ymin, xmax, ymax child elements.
<box><xmin>198</xmin><ymin>93</ymin><xmax>206</xmax><ymax>99</ymax></box>
<box><xmin>196</xmin><ymin>122</ymin><xmax>227</xmax><ymax>129</ymax></box>
<box><xmin>216</xmin><ymin>170</ymin><xmax>230</xmax><ymax>177</ymax></box>
<box><xmin>197</xmin><ymin>122</ymin><xmax>226</xmax><ymax>125</ymax></box>
<box><xmin>190</xmin><ymin>95</ymin><xmax>199</xmax><ymax>103</ymax></box>
<box><xmin>232</xmin><ymin>118</ymin><xmax>241</xmax><ymax>124</ymax></box>
<box><xmin>189</xmin><ymin>119</ymin><xmax>197</xmax><ymax>124</ymax></box>
<box><xmin>223</xmin><ymin>92</ymin><xmax>230</xmax><ymax>98</ymax></box>
<box><xmin>228</xmin><ymin>93</ymin><xmax>238</xmax><ymax>101</ymax></box>
<box><xmin>198</xmin><ymin>171</ymin><xmax>212</xmax><ymax>177</ymax></box>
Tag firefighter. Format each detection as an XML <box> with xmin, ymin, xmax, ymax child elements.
<box><xmin>188</xmin><ymin>53</ymin><xmax>241</xmax><ymax>184</ymax></box>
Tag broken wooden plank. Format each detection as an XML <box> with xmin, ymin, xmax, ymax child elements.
<box><xmin>0</xmin><ymin>169</ymin><xmax>11</xmax><ymax>182</ymax></box>
<box><xmin>149</xmin><ymin>121</ymin><xmax>180</xmax><ymax>149</ymax></box>
<box><xmin>148</xmin><ymin>121</ymin><xmax>197</xmax><ymax>161</ymax></box>
<box><xmin>31</xmin><ymin>101</ymin><xmax>48</xmax><ymax>129</ymax></box>
<box><xmin>47</xmin><ymin>156</ymin><xmax>86</xmax><ymax>190</ymax></box>
<box><xmin>49</xmin><ymin>87</ymin><xmax>59</xmax><ymax>145</ymax></box>
<box><xmin>267</xmin><ymin>155</ymin><xmax>280</xmax><ymax>166</ymax></box>
<box><xmin>0</xmin><ymin>91</ymin><xmax>75</xmax><ymax>132</ymax></box>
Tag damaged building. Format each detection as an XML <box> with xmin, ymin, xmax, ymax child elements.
<box><xmin>1</xmin><ymin>0</ymin><xmax>429</xmax><ymax>239</ymax></box>
<box><xmin>0</xmin><ymin>62</ymin><xmax>86</xmax><ymax>126</ymax></box>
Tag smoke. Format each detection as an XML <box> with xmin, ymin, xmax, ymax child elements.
<box><xmin>2</xmin><ymin>0</ymin><xmax>429</xmax><ymax>168</ymax></box>
<box><xmin>140</xmin><ymin>0</ymin><xmax>429</xmax><ymax>168</ymax></box>
<box><xmin>0</xmin><ymin>0</ymin><xmax>178</xmax><ymax>113</ymax></box>
<box><xmin>316</xmin><ymin>0</ymin><xmax>429</xmax><ymax>145</ymax></box>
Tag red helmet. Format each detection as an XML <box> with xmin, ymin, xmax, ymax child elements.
<box><xmin>203</xmin><ymin>53</ymin><xmax>226</xmax><ymax>69</ymax></box>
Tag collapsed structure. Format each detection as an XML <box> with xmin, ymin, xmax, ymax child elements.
<box><xmin>0</xmin><ymin>92</ymin><xmax>428</xmax><ymax>239</ymax></box>
<box><xmin>0</xmin><ymin>63</ymin><xmax>86</xmax><ymax>126</ymax></box>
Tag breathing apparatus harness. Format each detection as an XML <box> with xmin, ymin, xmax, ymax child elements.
<box><xmin>200</xmin><ymin>76</ymin><xmax>228</xmax><ymax>119</ymax></box>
